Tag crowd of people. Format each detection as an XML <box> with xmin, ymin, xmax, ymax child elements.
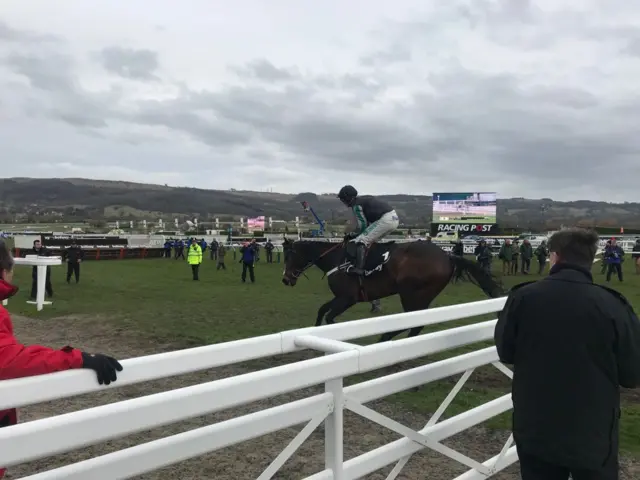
<box><xmin>496</xmin><ymin>238</ymin><xmax>549</xmax><ymax>275</ymax></box>
<box><xmin>162</xmin><ymin>237</ymin><xmax>278</xmax><ymax>282</ymax></box>
<box><xmin>462</xmin><ymin>236</ymin><xmax>640</xmax><ymax>283</ymax></box>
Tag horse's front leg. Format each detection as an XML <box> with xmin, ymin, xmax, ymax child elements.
<box><xmin>315</xmin><ymin>298</ymin><xmax>336</xmax><ymax>326</ymax></box>
<box><xmin>324</xmin><ymin>296</ymin><xmax>356</xmax><ymax>325</ymax></box>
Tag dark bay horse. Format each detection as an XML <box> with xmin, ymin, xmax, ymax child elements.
<box><xmin>282</xmin><ymin>238</ymin><xmax>503</xmax><ymax>342</ymax></box>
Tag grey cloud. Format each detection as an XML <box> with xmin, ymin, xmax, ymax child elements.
<box><xmin>3</xmin><ymin>6</ymin><xmax>640</xmax><ymax>200</ymax></box>
<box><xmin>130</xmin><ymin>99</ymin><xmax>252</xmax><ymax>147</ymax></box>
<box><xmin>112</xmin><ymin>60</ymin><xmax>640</xmax><ymax>189</ymax></box>
<box><xmin>624</xmin><ymin>37</ymin><xmax>640</xmax><ymax>57</ymax></box>
<box><xmin>6</xmin><ymin>53</ymin><xmax>76</xmax><ymax>92</ymax></box>
<box><xmin>98</xmin><ymin>46</ymin><xmax>160</xmax><ymax>81</ymax></box>
<box><xmin>359</xmin><ymin>44</ymin><xmax>412</xmax><ymax>66</ymax></box>
<box><xmin>54</xmin><ymin>111</ymin><xmax>108</xmax><ymax>129</ymax></box>
<box><xmin>230</xmin><ymin>59</ymin><xmax>297</xmax><ymax>82</ymax></box>
<box><xmin>209</xmin><ymin>63</ymin><xmax>639</xmax><ymax>186</ymax></box>
<box><xmin>526</xmin><ymin>87</ymin><xmax>599</xmax><ymax>110</ymax></box>
<box><xmin>8</xmin><ymin>39</ymin><xmax>640</xmax><ymax>193</ymax></box>
<box><xmin>411</xmin><ymin>68</ymin><xmax>640</xmax><ymax>186</ymax></box>
<box><xmin>3</xmin><ymin>53</ymin><xmax>116</xmax><ymax>129</ymax></box>
<box><xmin>0</xmin><ymin>21</ymin><xmax>61</xmax><ymax>44</ymax></box>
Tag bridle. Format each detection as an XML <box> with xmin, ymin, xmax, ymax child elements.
<box><xmin>284</xmin><ymin>241</ymin><xmax>344</xmax><ymax>280</ymax></box>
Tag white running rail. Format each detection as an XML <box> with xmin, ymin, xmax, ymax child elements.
<box><xmin>0</xmin><ymin>297</ymin><xmax>515</xmax><ymax>479</ymax></box>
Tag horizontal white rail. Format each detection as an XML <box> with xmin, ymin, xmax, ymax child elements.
<box><xmin>18</xmin><ymin>394</ymin><xmax>335</xmax><ymax>480</ymax></box>
<box><xmin>13</xmin><ymin>347</ymin><xmax>506</xmax><ymax>479</ymax></box>
<box><xmin>294</xmin><ymin>335</ymin><xmax>362</xmax><ymax>353</ymax></box>
<box><xmin>0</xmin><ymin>297</ymin><xmax>506</xmax><ymax>410</ymax></box>
<box><xmin>0</xmin><ymin>320</ymin><xmax>499</xmax><ymax>467</ymax></box>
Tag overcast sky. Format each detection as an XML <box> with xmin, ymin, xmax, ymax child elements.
<box><xmin>1</xmin><ymin>0</ymin><xmax>640</xmax><ymax>202</ymax></box>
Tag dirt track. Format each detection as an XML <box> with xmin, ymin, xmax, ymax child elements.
<box><xmin>5</xmin><ymin>314</ymin><xmax>639</xmax><ymax>479</ymax></box>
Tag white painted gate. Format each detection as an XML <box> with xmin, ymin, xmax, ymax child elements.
<box><xmin>0</xmin><ymin>298</ymin><xmax>517</xmax><ymax>479</ymax></box>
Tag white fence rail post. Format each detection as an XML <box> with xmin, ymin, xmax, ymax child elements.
<box><xmin>5</xmin><ymin>256</ymin><xmax>62</xmax><ymax>311</ymax></box>
<box><xmin>324</xmin><ymin>376</ymin><xmax>345</xmax><ymax>479</ymax></box>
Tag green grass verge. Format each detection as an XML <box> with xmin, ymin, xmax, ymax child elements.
<box><xmin>7</xmin><ymin>255</ymin><xmax>640</xmax><ymax>455</ymax></box>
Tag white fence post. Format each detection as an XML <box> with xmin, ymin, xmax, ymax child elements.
<box><xmin>325</xmin><ymin>377</ymin><xmax>345</xmax><ymax>480</ymax></box>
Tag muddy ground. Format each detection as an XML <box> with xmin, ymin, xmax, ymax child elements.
<box><xmin>5</xmin><ymin>314</ymin><xmax>640</xmax><ymax>480</ymax></box>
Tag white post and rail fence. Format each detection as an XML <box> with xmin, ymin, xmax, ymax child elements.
<box><xmin>0</xmin><ymin>298</ymin><xmax>516</xmax><ymax>479</ymax></box>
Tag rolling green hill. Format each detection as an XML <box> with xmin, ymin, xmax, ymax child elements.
<box><xmin>0</xmin><ymin>177</ymin><xmax>638</xmax><ymax>229</ymax></box>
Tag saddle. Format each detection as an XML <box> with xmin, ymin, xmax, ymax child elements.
<box><xmin>342</xmin><ymin>242</ymin><xmax>393</xmax><ymax>277</ymax></box>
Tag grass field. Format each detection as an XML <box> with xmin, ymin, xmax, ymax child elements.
<box><xmin>7</xmin><ymin>254</ymin><xmax>640</xmax><ymax>458</ymax></box>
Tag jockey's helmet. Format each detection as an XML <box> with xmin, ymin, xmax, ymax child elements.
<box><xmin>338</xmin><ymin>185</ymin><xmax>358</xmax><ymax>205</ymax></box>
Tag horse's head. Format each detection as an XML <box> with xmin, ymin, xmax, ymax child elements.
<box><xmin>282</xmin><ymin>240</ymin><xmax>340</xmax><ymax>286</ymax></box>
<box><xmin>282</xmin><ymin>239</ymin><xmax>313</xmax><ymax>287</ymax></box>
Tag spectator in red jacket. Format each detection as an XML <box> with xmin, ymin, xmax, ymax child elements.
<box><xmin>0</xmin><ymin>240</ymin><xmax>123</xmax><ymax>478</ymax></box>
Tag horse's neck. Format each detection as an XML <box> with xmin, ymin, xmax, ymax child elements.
<box><xmin>313</xmin><ymin>247</ymin><xmax>343</xmax><ymax>272</ymax></box>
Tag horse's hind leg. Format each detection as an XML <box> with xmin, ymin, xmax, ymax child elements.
<box><xmin>407</xmin><ymin>326</ymin><xmax>424</xmax><ymax>337</ymax></box>
<box><xmin>377</xmin><ymin>288</ymin><xmax>435</xmax><ymax>343</ymax></box>
<box><xmin>316</xmin><ymin>298</ymin><xmax>335</xmax><ymax>326</ymax></box>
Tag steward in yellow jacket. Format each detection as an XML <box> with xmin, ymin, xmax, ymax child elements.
<box><xmin>187</xmin><ymin>241</ymin><xmax>202</xmax><ymax>280</ymax></box>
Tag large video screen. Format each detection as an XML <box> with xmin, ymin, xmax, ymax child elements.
<box><xmin>432</xmin><ymin>192</ymin><xmax>497</xmax><ymax>224</ymax></box>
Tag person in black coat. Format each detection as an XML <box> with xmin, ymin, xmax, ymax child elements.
<box><xmin>65</xmin><ymin>239</ymin><xmax>84</xmax><ymax>283</ymax></box>
<box><xmin>494</xmin><ymin>228</ymin><xmax>640</xmax><ymax>480</ymax></box>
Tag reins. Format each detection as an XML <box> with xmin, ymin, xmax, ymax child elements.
<box><xmin>288</xmin><ymin>241</ymin><xmax>344</xmax><ymax>281</ymax></box>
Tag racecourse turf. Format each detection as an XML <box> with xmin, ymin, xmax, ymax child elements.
<box><xmin>8</xmin><ymin>255</ymin><xmax>640</xmax><ymax>455</ymax></box>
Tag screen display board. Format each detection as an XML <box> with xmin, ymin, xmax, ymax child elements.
<box><xmin>432</xmin><ymin>192</ymin><xmax>497</xmax><ymax>224</ymax></box>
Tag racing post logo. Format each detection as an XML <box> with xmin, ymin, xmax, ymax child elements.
<box><xmin>436</xmin><ymin>224</ymin><xmax>495</xmax><ymax>233</ymax></box>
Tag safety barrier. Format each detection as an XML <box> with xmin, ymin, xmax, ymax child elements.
<box><xmin>0</xmin><ymin>297</ymin><xmax>515</xmax><ymax>479</ymax></box>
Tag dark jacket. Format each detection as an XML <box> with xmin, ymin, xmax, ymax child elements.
<box><xmin>519</xmin><ymin>242</ymin><xmax>533</xmax><ymax>260</ymax></box>
<box><xmin>534</xmin><ymin>244</ymin><xmax>549</xmax><ymax>260</ymax></box>
<box><xmin>353</xmin><ymin>196</ymin><xmax>393</xmax><ymax>224</ymax></box>
<box><xmin>475</xmin><ymin>244</ymin><xmax>491</xmax><ymax>262</ymax></box>
<box><xmin>494</xmin><ymin>263</ymin><xmax>640</xmax><ymax>469</ymax></box>
<box><xmin>451</xmin><ymin>243</ymin><xmax>463</xmax><ymax>256</ymax></box>
<box><xmin>65</xmin><ymin>245</ymin><xmax>84</xmax><ymax>263</ymax></box>
<box><xmin>499</xmin><ymin>243</ymin><xmax>513</xmax><ymax>262</ymax></box>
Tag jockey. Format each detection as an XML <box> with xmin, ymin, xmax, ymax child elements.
<box><xmin>337</xmin><ymin>185</ymin><xmax>400</xmax><ymax>276</ymax></box>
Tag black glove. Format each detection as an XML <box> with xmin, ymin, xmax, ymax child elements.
<box><xmin>81</xmin><ymin>352</ymin><xmax>123</xmax><ymax>385</ymax></box>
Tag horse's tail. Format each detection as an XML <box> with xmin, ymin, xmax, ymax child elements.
<box><xmin>449</xmin><ymin>255</ymin><xmax>504</xmax><ymax>298</ymax></box>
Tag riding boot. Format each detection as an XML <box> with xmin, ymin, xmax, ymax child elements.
<box><xmin>351</xmin><ymin>243</ymin><xmax>366</xmax><ymax>276</ymax></box>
